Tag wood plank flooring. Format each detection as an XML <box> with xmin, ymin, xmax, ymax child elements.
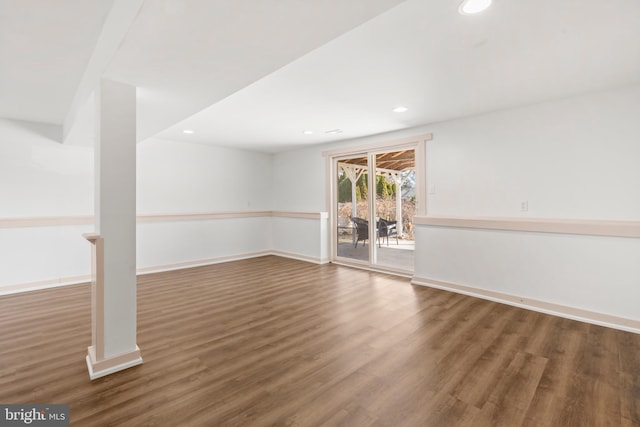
<box><xmin>0</xmin><ymin>255</ymin><xmax>638</xmax><ymax>426</ymax></box>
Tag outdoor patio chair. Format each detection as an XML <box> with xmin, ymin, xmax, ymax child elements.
<box><xmin>377</xmin><ymin>219</ymin><xmax>398</xmax><ymax>246</ymax></box>
<box><xmin>351</xmin><ymin>217</ymin><xmax>369</xmax><ymax>248</ymax></box>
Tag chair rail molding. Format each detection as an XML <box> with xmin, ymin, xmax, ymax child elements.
<box><xmin>413</xmin><ymin>216</ymin><xmax>640</xmax><ymax>239</ymax></box>
<box><xmin>0</xmin><ymin>211</ymin><xmax>330</xmax><ymax>295</ymax></box>
<box><xmin>0</xmin><ymin>210</ymin><xmax>329</xmax><ymax>228</ymax></box>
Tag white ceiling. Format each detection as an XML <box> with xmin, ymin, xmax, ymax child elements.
<box><xmin>104</xmin><ymin>0</ymin><xmax>407</xmax><ymax>141</ymax></box>
<box><xmin>0</xmin><ymin>0</ymin><xmax>114</xmax><ymax>124</ymax></box>
<box><xmin>2</xmin><ymin>0</ymin><xmax>640</xmax><ymax>152</ymax></box>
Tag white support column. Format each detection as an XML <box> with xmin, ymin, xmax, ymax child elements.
<box><xmin>351</xmin><ymin>182</ymin><xmax>357</xmax><ymax>219</ymax></box>
<box><xmin>340</xmin><ymin>163</ymin><xmax>365</xmax><ymax>219</ymax></box>
<box><xmin>386</xmin><ymin>171</ymin><xmax>409</xmax><ymax>236</ymax></box>
<box><xmin>395</xmin><ymin>177</ymin><xmax>403</xmax><ymax>235</ymax></box>
<box><xmin>86</xmin><ymin>78</ymin><xmax>142</xmax><ymax>380</ymax></box>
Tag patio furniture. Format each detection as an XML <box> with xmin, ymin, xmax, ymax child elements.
<box><xmin>377</xmin><ymin>219</ymin><xmax>398</xmax><ymax>246</ymax></box>
<box><xmin>351</xmin><ymin>217</ymin><xmax>369</xmax><ymax>248</ymax></box>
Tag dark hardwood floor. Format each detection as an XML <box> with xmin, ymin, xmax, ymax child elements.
<box><xmin>0</xmin><ymin>256</ymin><xmax>638</xmax><ymax>426</ymax></box>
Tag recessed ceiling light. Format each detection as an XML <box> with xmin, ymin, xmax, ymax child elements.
<box><xmin>303</xmin><ymin>130</ymin><xmax>314</xmax><ymax>135</ymax></box>
<box><xmin>392</xmin><ymin>106</ymin><xmax>409</xmax><ymax>113</ymax></box>
<box><xmin>459</xmin><ymin>0</ymin><xmax>492</xmax><ymax>15</ymax></box>
<box><xmin>325</xmin><ymin>129</ymin><xmax>343</xmax><ymax>134</ymax></box>
<box><xmin>183</xmin><ymin>129</ymin><xmax>194</xmax><ymax>134</ymax></box>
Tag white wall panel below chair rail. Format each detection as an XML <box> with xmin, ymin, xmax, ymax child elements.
<box><xmin>271</xmin><ymin>214</ymin><xmax>329</xmax><ymax>264</ymax></box>
<box><xmin>0</xmin><ymin>224</ymin><xmax>94</xmax><ymax>290</ymax></box>
<box><xmin>0</xmin><ymin>211</ymin><xmax>327</xmax><ymax>294</ymax></box>
<box><xmin>136</xmin><ymin>217</ymin><xmax>273</xmax><ymax>271</ymax></box>
<box><xmin>413</xmin><ymin>220</ymin><xmax>640</xmax><ymax>333</ymax></box>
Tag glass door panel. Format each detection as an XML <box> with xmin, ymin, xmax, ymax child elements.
<box><xmin>372</xmin><ymin>150</ymin><xmax>415</xmax><ymax>271</ymax></box>
<box><xmin>336</xmin><ymin>156</ymin><xmax>370</xmax><ymax>263</ymax></box>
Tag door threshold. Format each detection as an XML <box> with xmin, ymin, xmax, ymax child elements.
<box><xmin>330</xmin><ymin>259</ymin><xmax>413</xmax><ymax>279</ymax></box>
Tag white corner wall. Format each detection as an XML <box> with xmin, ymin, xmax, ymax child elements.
<box><xmin>0</xmin><ymin>119</ymin><xmax>94</xmax><ymax>290</ymax></box>
<box><xmin>136</xmin><ymin>138</ymin><xmax>276</xmax><ymax>271</ymax></box>
<box><xmin>271</xmin><ymin>215</ymin><xmax>328</xmax><ymax>264</ymax></box>
<box><xmin>270</xmin><ymin>147</ymin><xmax>329</xmax><ymax>262</ymax></box>
<box><xmin>0</xmin><ymin>126</ymin><xmax>328</xmax><ymax>293</ymax></box>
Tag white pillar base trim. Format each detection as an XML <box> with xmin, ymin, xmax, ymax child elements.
<box><xmin>412</xmin><ymin>276</ymin><xmax>640</xmax><ymax>334</ymax></box>
<box><xmin>86</xmin><ymin>345</ymin><xmax>143</xmax><ymax>380</ymax></box>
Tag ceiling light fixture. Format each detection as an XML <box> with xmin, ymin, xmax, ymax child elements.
<box><xmin>303</xmin><ymin>130</ymin><xmax>314</xmax><ymax>135</ymax></box>
<box><xmin>392</xmin><ymin>106</ymin><xmax>409</xmax><ymax>113</ymax></box>
<box><xmin>458</xmin><ymin>0</ymin><xmax>492</xmax><ymax>15</ymax></box>
<box><xmin>325</xmin><ymin>129</ymin><xmax>343</xmax><ymax>134</ymax></box>
<box><xmin>183</xmin><ymin>129</ymin><xmax>194</xmax><ymax>134</ymax></box>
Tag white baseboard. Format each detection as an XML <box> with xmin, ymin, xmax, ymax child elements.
<box><xmin>0</xmin><ymin>275</ymin><xmax>91</xmax><ymax>296</ymax></box>
<box><xmin>270</xmin><ymin>250</ymin><xmax>328</xmax><ymax>265</ymax></box>
<box><xmin>0</xmin><ymin>250</ymin><xmax>326</xmax><ymax>295</ymax></box>
<box><xmin>136</xmin><ymin>250</ymin><xmax>274</xmax><ymax>275</ymax></box>
<box><xmin>411</xmin><ymin>276</ymin><xmax>640</xmax><ymax>334</ymax></box>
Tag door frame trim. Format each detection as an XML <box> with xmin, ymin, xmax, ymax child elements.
<box><xmin>324</xmin><ymin>133</ymin><xmax>432</xmax><ymax>269</ymax></box>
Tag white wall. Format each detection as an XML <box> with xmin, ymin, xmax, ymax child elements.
<box><xmin>0</xmin><ymin>127</ymin><xmax>277</xmax><ymax>291</ymax></box>
<box><xmin>271</xmin><ymin>216</ymin><xmax>328</xmax><ymax>263</ymax></box>
<box><xmin>272</xmin><ymin>146</ymin><xmax>326</xmax><ymax>212</ymax></box>
<box><xmin>0</xmin><ymin>224</ymin><xmax>93</xmax><ymax>288</ymax></box>
<box><xmin>415</xmin><ymin>227</ymin><xmax>640</xmax><ymax>321</ymax></box>
<box><xmin>135</xmin><ymin>138</ymin><xmax>275</xmax><ymax>272</ymax></box>
<box><xmin>0</xmin><ymin>119</ymin><xmax>94</xmax><ymax>289</ymax></box>
<box><xmin>137</xmin><ymin>217</ymin><xmax>272</xmax><ymax>270</ymax></box>
<box><xmin>0</xmin><ymin>119</ymin><xmax>94</xmax><ymax>217</ymax></box>
<box><xmin>270</xmin><ymin>147</ymin><xmax>329</xmax><ymax>262</ymax></box>
<box><xmin>414</xmin><ymin>85</ymin><xmax>640</xmax><ymax>325</ymax></box>
<box><xmin>425</xmin><ymin>85</ymin><xmax>640</xmax><ymax>219</ymax></box>
<box><xmin>0</xmin><ymin>122</ymin><xmax>331</xmax><ymax>290</ymax></box>
<box><xmin>138</xmin><ymin>138</ymin><xmax>274</xmax><ymax>213</ymax></box>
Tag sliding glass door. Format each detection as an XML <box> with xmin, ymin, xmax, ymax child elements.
<box><xmin>333</xmin><ymin>149</ymin><xmax>416</xmax><ymax>273</ymax></box>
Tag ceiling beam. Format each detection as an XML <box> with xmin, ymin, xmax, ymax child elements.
<box><xmin>62</xmin><ymin>0</ymin><xmax>145</xmax><ymax>144</ymax></box>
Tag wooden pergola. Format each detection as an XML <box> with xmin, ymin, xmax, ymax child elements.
<box><xmin>338</xmin><ymin>150</ymin><xmax>415</xmax><ymax>235</ymax></box>
<box><xmin>339</xmin><ymin>150</ymin><xmax>415</xmax><ymax>171</ymax></box>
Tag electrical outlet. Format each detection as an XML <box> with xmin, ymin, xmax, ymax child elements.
<box><xmin>520</xmin><ymin>201</ymin><xmax>528</xmax><ymax>212</ymax></box>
